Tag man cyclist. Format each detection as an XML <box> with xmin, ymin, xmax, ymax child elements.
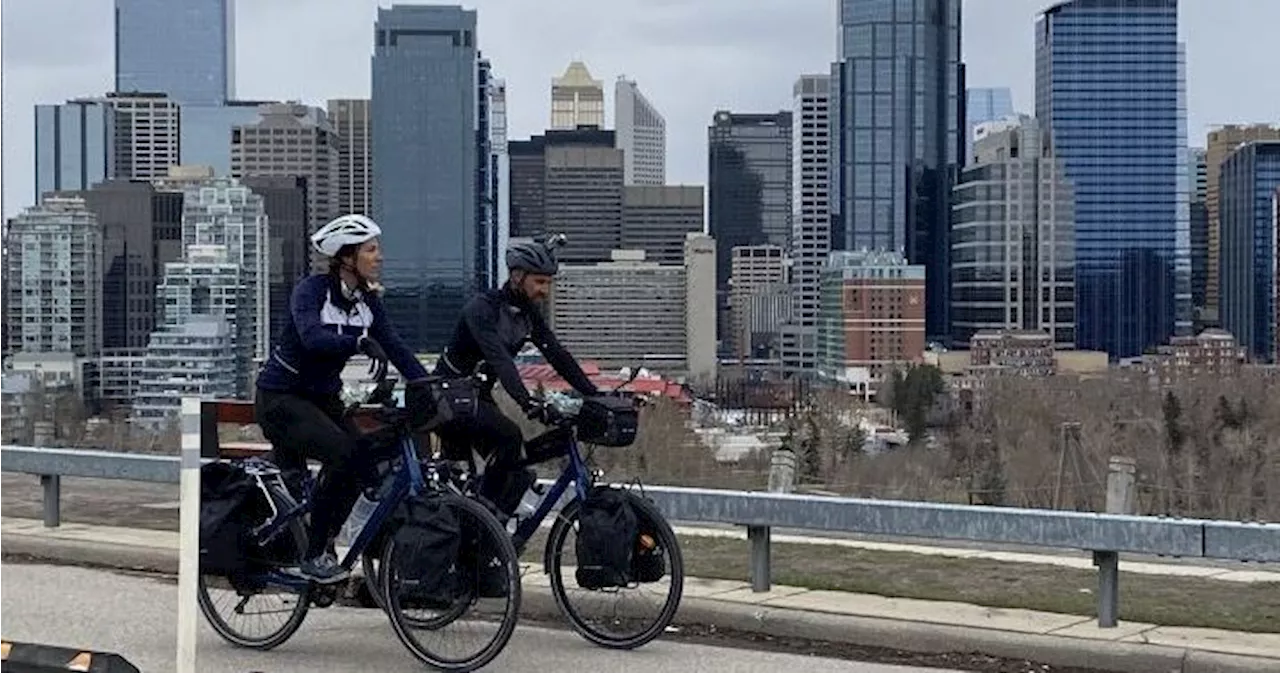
<box><xmin>255</xmin><ymin>214</ymin><xmax>429</xmax><ymax>583</ymax></box>
<box><xmin>433</xmin><ymin>234</ymin><xmax>599</xmax><ymax>518</ymax></box>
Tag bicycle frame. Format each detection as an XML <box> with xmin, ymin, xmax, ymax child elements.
<box><xmin>253</xmin><ymin>430</ymin><xmax>428</xmax><ymax>593</ymax></box>
<box><xmin>484</xmin><ymin>427</ymin><xmax>593</xmax><ymax>552</ymax></box>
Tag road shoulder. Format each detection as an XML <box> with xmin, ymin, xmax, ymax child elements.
<box><xmin>4</xmin><ymin>517</ymin><xmax>1278</xmax><ymax>673</ymax></box>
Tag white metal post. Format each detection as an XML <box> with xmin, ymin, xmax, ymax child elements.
<box><xmin>176</xmin><ymin>397</ymin><xmax>202</xmax><ymax>672</ymax></box>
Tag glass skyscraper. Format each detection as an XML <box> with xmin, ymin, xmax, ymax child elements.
<box><xmin>831</xmin><ymin>0</ymin><xmax>965</xmax><ymax>341</ymax></box>
<box><xmin>1218</xmin><ymin>141</ymin><xmax>1280</xmax><ymax>362</ymax></box>
<box><xmin>1035</xmin><ymin>0</ymin><xmax>1190</xmax><ymax>358</ymax></box>
<box><xmin>707</xmin><ymin>110</ymin><xmax>793</xmax><ymax>354</ymax></box>
<box><xmin>372</xmin><ymin>5</ymin><xmax>479</xmax><ymax>352</ymax></box>
<box><xmin>181</xmin><ymin>102</ymin><xmax>273</xmax><ymax>177</ymax></box>
<box><xmin>34</xmin><ymin>101</ymin><xmax>116</xmax><ymax>201</ymax></box>
<box><xmin>114</xmin><ymin>0</ymin><xmax>259</xmax><ymax>178</ymax></box>
<box><xmin>965</xmin><ymin>87</ymin><xmax>1014</xmax><ymax>149</ymax></box>
<box><xmin>114</xmin><ymin>0</ymin><xmax>234</xmax><ymax>105</ymax></box>
<box><xmin>951</xmin><ymin>115</ymin><xmax>1076</xmax><ymax>348</ymax></box>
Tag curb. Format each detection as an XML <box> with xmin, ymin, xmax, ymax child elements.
<box><xmin>4</xmin><ymin>532</ymin><xmax>1277</xmax><ymax>673</ymax></box>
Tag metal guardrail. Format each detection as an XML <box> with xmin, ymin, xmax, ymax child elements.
<box><xmin>3</xmin><ymin>443</ymin><xmax>1277</xmax><ymax>630</ymax></box>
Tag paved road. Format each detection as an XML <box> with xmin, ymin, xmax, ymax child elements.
<box><xmin>0</xmin><ymin>473</ymin><xmax>1251</xmax><ymax>570</ymax></box>
<box><xmin>2</xmin><ymin>563</ymin><xmax>958</xmax><ymax>673</ymax></box>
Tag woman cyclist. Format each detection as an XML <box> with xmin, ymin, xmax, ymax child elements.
<box><xmin>255</xmin><ymin>214</ymin><xmax>429</xmax><ymax>583</ymax></box>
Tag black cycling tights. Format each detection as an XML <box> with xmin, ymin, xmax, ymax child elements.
<box><xmin>434</xmin><ymin>397</ymin><xmax>527</xmax><ymax>515</ymax></box>
<box><xmin>255</xmin><ymin>389</ymin><xmax>385</xmax><ymax>559</ymax></box>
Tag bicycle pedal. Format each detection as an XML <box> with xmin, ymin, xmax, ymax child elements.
<box><xmin>311</xmin><ymin>585</ymin><xmax>339</xmax><ymax>608</ymax></box>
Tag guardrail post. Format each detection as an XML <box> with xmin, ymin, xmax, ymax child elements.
<box><xmin>1094</xmin><ymin>550</ymin><xmax>1119</xmax><ymax>627</ymax></box>
<box><xmin>750</xmin><ymin>448</ymin><xmax>796</xmax><ymax>592</ymax></box>
<box><xmin>176</xmin><ymin>397</ymin><xmax>202</xmax><ymax>673</ymax></box>
<box><xmin>1094</xmin><ymin>455</ymin><xmax>1136</xmax><ymax>628</ymax></box>
<box><xmin>748</xmin><ymin>525</ymin><xmax>770</xmax><ymax>592</ymax></box>
<box><xmin>40</xmin><ymin>475</ymin><xmax>61</xmax><ymax>528</ymax></box>
<box><xmin>33</xmin><ymin>420</ymin><xmax>61</xmax><ymax>527</ymax></box>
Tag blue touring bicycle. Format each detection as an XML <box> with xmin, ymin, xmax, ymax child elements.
<box><xmin>196</xmin><ymin>369</ymin><xmax>522</xmax><ymax>672</ymax></box>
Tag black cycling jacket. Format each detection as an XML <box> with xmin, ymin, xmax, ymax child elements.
<box><xmin>434</xmin><ymin>286</ymin><xmax>598</xmax><ymax>408</ymax></box>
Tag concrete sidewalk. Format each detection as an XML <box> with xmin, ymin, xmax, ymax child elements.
<box><xmin>3</xmin><ymin>516</ymin><xmax>1278</xmax><ymax>673</ymax></box>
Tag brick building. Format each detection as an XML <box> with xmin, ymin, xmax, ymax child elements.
<box><xmin>817</xmin><ymin>249</ymin><xmax>925</xmax><ymax>389</ymax></box>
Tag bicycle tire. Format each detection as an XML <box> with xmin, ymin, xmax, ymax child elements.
<box><xmin>379</xmin><ymin>492</ymin><xmax>522</xmax><ymax>671</ymax></box>
<box><xmin>545</xmin><ymin>489</ymin><xmax>684</xmax><ymax>650</ymax></box>
<box><xmin>197</xmin><ymin>478</ymin><xmax>312</xmax><ymax>650</ymax></box>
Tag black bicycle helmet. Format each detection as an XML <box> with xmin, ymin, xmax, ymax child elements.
<box><xmin>505</xmin><ymin>234</ymin><xmax>566</xmax><ymax>276</ymax></box>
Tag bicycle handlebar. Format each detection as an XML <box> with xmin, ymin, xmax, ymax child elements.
<box><xmin>354</xmin><ymin>354</ymin><xmax>644</xmax><ymax>430</ymax></box>
<box><xmin>524</xmin><ymin>361</ymin><xmax>645</xmax><ymax>428</ymax></box>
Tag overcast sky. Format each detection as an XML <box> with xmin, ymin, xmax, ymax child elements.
<box><xmin>3</xmin><ymin>0</ymin><xmax>1278</xmax><ymax>219</ymax></box>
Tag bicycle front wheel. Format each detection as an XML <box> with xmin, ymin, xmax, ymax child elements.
<box><xmin>545</xmin><ymin>488</ymin><xmax>684</xmax><ymax>650</ymax></box>
<box><xmin>380</xmin><ymin>492</ymin><xmax>522</xmax><ymax>671</ymax></box>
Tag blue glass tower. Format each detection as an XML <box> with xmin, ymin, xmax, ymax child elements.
<box><xmin>1218</xmin><ymin>141</ymin><xmax>1280</xmax><ymax>362</ymax></box>
<box><xmin>1035</xmin><ymin>0</ymin><xmax>1190</xmax><ymax>358</ymax></box>
<box><xmin>965</xmin><ymin>87</ymin><xmax>1014</xmax><ymax>147</ymax></box>
<box><xmin>33</xmin><ymin>101</ymin><xmax>116</xmax><ymax>201</ymax></box>
<box><xmin>831</xmin><ymin>0</ymin><xmax>965</xmax><ymax>341</ymax></box>
<box><xmin>114</xmin><ymin>0</ymin><xmax>233</xmax><ymax>105</ymax></box>
<box><xmin>372</xmin><ymin>5</ymin><xmax>479</xmax><ymax>352</ymax></box>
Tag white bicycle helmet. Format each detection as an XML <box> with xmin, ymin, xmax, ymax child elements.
<box><xmin>311</xmin><ymin>214</ymin><xmax>382</xmax><ymax>257</ymax></box>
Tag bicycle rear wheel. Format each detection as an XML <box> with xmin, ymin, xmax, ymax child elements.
<box><xmin>197</xmin><ymin>481</ymin><xmax>312</xmax><ymax>650</ymax></box>
<box><xmin>380</xmin><ymin>492</ymin><xmax>522</xmax><ymax>671</ymax></box>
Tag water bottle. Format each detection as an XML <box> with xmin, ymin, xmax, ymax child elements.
<box><xmin>516</xmin><ymin>488</ymin><xmax>541</xmax><ymax>519</ymax></box>
<box><xmin>508</xmin><ymin>484</ymin><xmax>545</xmax><ymax>534</ymax></box>
<box><xmin>335</xmin><ymin>493</ymin><xmax>378</xmax><ymax>547</ymax></box>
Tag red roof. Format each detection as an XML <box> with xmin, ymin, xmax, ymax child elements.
<box><xmin>518</xmin><ymin>361</ymin><xmax>691</xmax><ymax>403</ymax></box>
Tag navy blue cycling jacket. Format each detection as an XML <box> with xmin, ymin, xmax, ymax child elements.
<box><xmin>256</xmin><ymin>273</ymin><xmax>428</xmax><ymax>398</ymax></box>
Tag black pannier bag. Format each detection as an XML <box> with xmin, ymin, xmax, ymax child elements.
<box><xmin>200</xmin><ymin>462</ymin><xmax>300</xmax><ymax>585</ymax></box>
<box><xmin>405</xmin><ymin>375</ymin><xmax>478</xmax><ymax>431</ymax></box>
<box><xmin>199</xmin><ymin>462</ymin><xmax>265</xmax><ymax>578</ymax></box>
<box><xmin>457</xmin><ymin>525</ymin><xmax>511</xmax><ymax>599</ymax></box>
<box><xmin>390</xmin><ymin>494</ymin><xmax>464</xmax><ymax>609</ymax></box>
<box><xmin>575</xmin><ymin>487</ymin><xmax>638</xmax><ymax>590</ymax></box>
<box><xmin>576</xmin><ymin>394</ymin><xmax>639</xmax><ymax>447</ymax></box>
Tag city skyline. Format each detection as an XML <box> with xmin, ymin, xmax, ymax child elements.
<box><xmin>3</xmin><ymin>0</ymin><xmax>1278</xmax><ymax>219</ymax></box>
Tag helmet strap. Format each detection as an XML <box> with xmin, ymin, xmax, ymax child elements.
<box><xmin>336</xmin><ymin>260</ymin><xmax>367</xmax><ymax>299</ymax></box>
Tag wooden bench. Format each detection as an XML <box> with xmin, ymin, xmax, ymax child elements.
<box><xmin>199</xmin><ymin>399</ymin><xmax>401</xmax><ymax>460</ymax></box>
<box><xmin>200</xmin><ymin>400</ymin><xmax>271</xmax><ymax>459</ymax></box>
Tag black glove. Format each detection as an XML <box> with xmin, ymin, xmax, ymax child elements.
<box><xmin>357</xmin><ymin>334</ymin><xmax>389</xmax><ymax>379</ymax></box>
<box><xmin>525</xmin><ymin>400</ymin><xmax>562</xmax><ymax>425</ymax></box>
<box><xmin>366</xmin><ymin>377</ymin><xmax>397</xmax><ymax>407</ymax></box>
